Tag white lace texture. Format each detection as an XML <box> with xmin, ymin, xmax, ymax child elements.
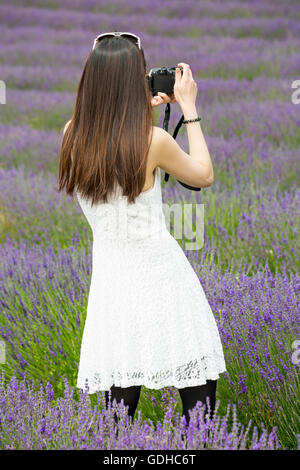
<box><xmin>76</xmin><ymin>166</ymin><xmax>227</xmax><ymax>392</ymax></box>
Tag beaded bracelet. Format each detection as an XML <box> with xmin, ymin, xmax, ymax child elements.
<box><xmin>182</xmin><ymin>116</ymin><xmax>201</xmax><ymax>124</ymax></box>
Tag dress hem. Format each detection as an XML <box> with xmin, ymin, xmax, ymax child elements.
<box><xmin>76</xmin><ymin>367</ymin><xmax>227</xmax><ymax>394</ymax></box>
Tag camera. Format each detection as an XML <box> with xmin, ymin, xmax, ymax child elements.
<box><xmin>146</xmin><ymin>65</ymin><xmax>183</xmax><ymax>96</ymax></box>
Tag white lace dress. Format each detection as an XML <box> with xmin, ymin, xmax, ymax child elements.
<box><xmin>76</xmin><ymin>166</ymin><xmax>227</xmax><ymax>393</ymax></box>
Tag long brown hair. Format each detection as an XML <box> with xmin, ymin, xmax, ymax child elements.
<box><xmin>58</xmin><ymin>35</ymin><xmax>154</xmax><ymax>205</ymax></box>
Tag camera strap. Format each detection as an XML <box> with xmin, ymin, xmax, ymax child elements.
<box><xmin>162</xmin><ymin>103</ymin><xmax>201</xmax><ymax>191</ymax></box>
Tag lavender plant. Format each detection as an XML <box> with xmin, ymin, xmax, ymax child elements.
<box><xmin>0</xmin><ymin>0</ymin><xmax>299</xmax><ymax>451</ymax></box>
<box><xmin>0</xmin><ymin>372</ymin><xmax>282</xmax><ymax>450</ymax></box>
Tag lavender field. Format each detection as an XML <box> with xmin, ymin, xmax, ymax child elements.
<box><xmin>0</xmin><ymin>0</ymin><xmax>299</xmax><ymax>450</ymax></box>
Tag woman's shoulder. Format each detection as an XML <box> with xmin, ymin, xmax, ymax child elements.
<box><xmin>147</xmin><ymin>126</ymin><xmax>160</xmax><ymax>169</ymax></box>
<box><xmin>151</xmin><ymin>125</ymin><xmax>165</xmax><ymax>141</ymax></box>
<box><xmin>149</xmin><ymin>125</ymin><xmax>167</xmax><ymax>149</ymax></box>
<box><xmin>148</xmin><ymin>125</ymin><xmax>166</xmax><ymax>168</ymax></box>
<box><xmin>63</xmin><ymin>119</ymin><xmax>72</xmax><ymax>135</ymax></box>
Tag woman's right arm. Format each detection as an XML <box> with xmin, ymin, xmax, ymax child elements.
<box><xmin>155</xmin><ymin>63</ymin><xmax>214</xmax><ymax>188</ymax></box>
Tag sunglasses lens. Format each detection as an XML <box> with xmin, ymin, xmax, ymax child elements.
<box><xmin>122</xmin><ymin>34</ymin><xmax>137</xmax><ymax>42</ymax></box>
<box><xmin>96</xmin><ymin>33</ymin><xmax>114</xmax><ymax>43</ymax></box>
<box><xmin>94</xmin><ymin>33</ymin><xmax>140</xmax><ymax>49</ymax></box>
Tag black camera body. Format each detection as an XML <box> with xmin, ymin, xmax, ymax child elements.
<box><xmin>146</xmin><ymin>65</ymin><xmax>183</xmax><ymax>95</ymax></box>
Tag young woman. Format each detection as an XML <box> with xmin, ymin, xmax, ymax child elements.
<box><xmin>58</xmin><ymin>31</ymin><xmax>227</xmax><ymax>427</ymax></box>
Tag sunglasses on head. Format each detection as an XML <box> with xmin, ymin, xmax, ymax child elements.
<box><xmin>92</xmin><ymin>32</ymin><xmax>141</xmax><ymax>51</ymax></box>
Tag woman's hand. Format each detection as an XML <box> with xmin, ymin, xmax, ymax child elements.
<box><xmin>151</xmin><ymin>92</ymin><xmax>176</xmax><ymax>107</ymax></box>
<box><xmin>173</xmin><ymin>62</ymin><xmax>198</xmax><ymax>109</ymax></box>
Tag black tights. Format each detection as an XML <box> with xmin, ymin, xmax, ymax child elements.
<box><xmin>178</xmin><ymin>380</ymin><xmax>217</xmax><ymax>424</ymax></box>
<box><xmin>104</xmin><ymin>385</ymin><xmax>142</xmax><ymax>423</ymax></box>
<box><xmin>104</xmin><ymin>380</ymin><xmax>217</xmax><ymax>426</ymax></box>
